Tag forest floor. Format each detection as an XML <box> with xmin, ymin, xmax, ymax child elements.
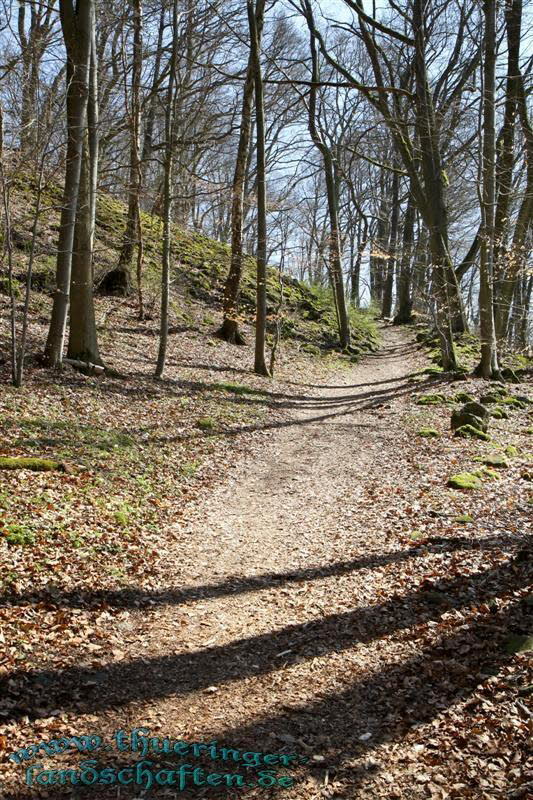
<box><xmin>1</xmin><ymin>324</ymin><xmax>532</xmax><ymax>799</ymax></box>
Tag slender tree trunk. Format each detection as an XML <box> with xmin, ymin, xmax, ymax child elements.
<box><xmin>381</xmin><ymin>170</ymin><xmax>399</xmax><ymax>318</ymax></box>
<box><xmin>115</xmin><ymin>0</ymin><xmax>144</xmax><ymax>298</ymax></box>
<box><xmin>0</xmin><ymin>103</ymin><xmax>17</xmax><ymax>384</ymax></box>
<box><xmin>43</xmin><ymin>0</ymin><xmax>92</xmax><ymax>367</ymax></box>
<box><xmin>68</xmin><ymin>142</ymin><xmax>101</xmax><ymax>363</ymax></box>
<box><xmin>248</xmin><ymin>0</ymin><xmax>270</xmax><ymax>376</ymax></box>
<box><xmin>495</xmin><ymin>10</ymin><xmax>532</xmax><ymax>339</ymax></box>
<box><xmin>477</xmin><ymin>0</ymin><xmax>500</xmax><ymax>378</ymax></box>
<box><xmin>218</xmin><ymin>56</ymin><xmax>256</xmax><ymax>344</ymax></box>
<box><xmin>155</xmin><ymin>0</ymin><xmax>178</xmax><ymax>379</ymax></box>
<box><xmin>141</xmin><ymin>3</ymin><xmax>164</xmax><ymax>170</ymax></box>
<box><xmin>517</xmin><ymin>274</ymin><xmax>532</xmax><ymax>347</ymax></box>
<box><xmin>493</xmin><ymin>0</ymin><xmax>521</xmax><ymax>321</ymax></box>
<box><xmin>372</xmin><ymin>187</ymin><xmax>389</xmax><ymax>308</ymax></box>
<box><xmin>302</xmin><ymin>0</ymin><xmax>350</xmax><ymax>348</ymax></box>
<box><xmin>394</xmin><ymin>189</ymin><xmax>415</xmax><ymax>324</ymax></box>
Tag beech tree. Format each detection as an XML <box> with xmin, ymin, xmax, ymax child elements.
<box><xmin>43</xmin><ymin>0</ymin><xmax>94</xmax><ymax>367</ymax></box>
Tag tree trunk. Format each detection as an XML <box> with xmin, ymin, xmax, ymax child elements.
<box><xmin>248</xmin><ymin>0</ymin><xmax>270</xmax><ymax>376</ymax></box>
<box><xmin>43</xmin><ymin>0</ymin><xmax>92</xmax><ymax>367</ymax></box>
<box><xmin>302</xmin><ymin>0</ymin><xmax>350</xmax><ymax>348</ymax></box>
<box><xmin>412</xmin><ymin>0</ymin><xmax>459</xmax><ymax>369</ymax></box>
<box><xmin>371</xmin><ymin>187</ymin><xmax>389</xmax><ymax>308</ymax></box>
<box><xmin>141</xmin><ymin>4</ymin><xmax>165</xmax><ymax>170</ymax></box>
<box><xmin>394</xmin><ymin>189</ymin><xmax>415</xmax><ymax>324</ymax></box>
<box><xmin>477</xmin><ymin>0</ymin><xmax>500</xmax><ymax>378</ymax></box>
<box><xmin>68</xmin><ymin>143</ymin><xmax>101</xmax><ymax>363</ymax></box>
<box><xmin>115</xmin><ymin>0</ymin><xmax>143</xmax><ymax>298</ymax></box>
<box><xmin>218</xmin><ymin>56</ymin><xmax>256</xmax><ymax>344</ymax></box>
<box><xmin>493</xmin><ymin>0</ymin><xmax>521</xmax><ymax>320</ymax></box>
<box><xmin>155</xmin><ymin>0</ymin><xmax>178</xmax><ymax>379</ymax></box>
<box><xmin>381</xmin><ymin>170</ymin><xmax>399</xmax><ymax>318</ymax></box>
<box><xmin>495</xmin><ymin>4</ymin><xmax>532</xmax><ymax>339</ymax></box>
<box><xmin>68</xmin><ymin>8</ymin><xmax>101</xmax><ymax>366</ymax></box>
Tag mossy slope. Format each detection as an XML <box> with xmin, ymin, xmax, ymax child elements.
<box><xmin>3</xmin><ymin>175</ymin><xmax>379</xmax><ymax>356</ymax></box>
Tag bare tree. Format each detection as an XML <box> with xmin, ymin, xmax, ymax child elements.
<box><xmin>477</xmin><ymin>0</ymin><xmax>499</xmax><ymax>378</ymax></box>
<box><xmin>43</xmin><ymin>0</ymin><xmax>93</xmax><ymax>367</ymax></box>
<box><xmin>155</xmin><ymin>0</ymin><xmax>179</xmax><ymax>379</ymax></box>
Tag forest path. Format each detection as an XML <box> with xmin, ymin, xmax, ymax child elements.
<box><xmin>102</xmin><ymin>325</ymin><xmax>432</xmax><ymax>797</ymax></box>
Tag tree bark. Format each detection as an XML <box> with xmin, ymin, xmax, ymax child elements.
<box><xmin>477</xmin><ymin>0</ymin><xmax>500</xmax><ymax>378</ymax></box>
<box><xmin>115</xmin><ymin>0</ymin><xmax>144</xmax><ymax>298</ymax></box>
<box><xmin>248</xmin><ymin>0</ymin><xmax>271</xmax><ymax>376</ymax></box>
<box><xmin>412</xmin><ymin>0</ymin><xmax>459</xmax><ymax>369</ymax></box>
<box><xmin>302</xmin><ymin>0</ymin><xmax>350</xmax><ymax>349</ymax></box>
<box><xmin>495</xmin><ymin>1</ymin><xmax>532</xmax><ymax>339</ymax></box>
<box><xmin>218</xmin><ymin>56</ymin><xmax>256</xmax><ymax>345</ymax></box>
<box><xmin>43</xmin><ymin>0</ymin><xmax>93</xmax><ymax>367</ymax></box>
<box><xmin>68</xmin><ymin>8</ymin><xmax>101</xmax><ymax>366</ymax></box>
<box><xmin>394</xmin><ymin>189</ymin><xmax>415</xmax><ymax>324</ymax></box>
<box><xmin>381</xmin><ymin>170</ymin><xmax>399</xmax><ymax>318</ymax></box>
<box><xmin>155</xmin><ymin>0</ymin><xmax>178</xmax><ymax>379</ymax></box>
<box><xmin>493</xmin><ymin>0</ymin><xmax>521</xmax><ymax>314</ymax></box>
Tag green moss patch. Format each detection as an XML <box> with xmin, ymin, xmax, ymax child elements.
<box><xmin>454</xmin><ymin>513</ymin><xmax>474</xmax><ymax>523</ymax></box>
<box><xmin>454</xmin><ymin>425</ymin><xmax>491</xmax><ymax>441</ymax></box>
<box><xmin>499</xmin><ymin>396</ymin><xmax>528</xmax><ymax>409</ymax></box>
<box><xmin>490</xmin><ymin>407</ymin><xmax>509</xmax><ymax>419</ymax></box>
<box><xmin>447</xmin><ymin>472</ymin><xmax>483</xmax><ymax>490</ymax></box>
<box><xmin>0</xmin><ymin>456</ymin><xmax>65</xmax><ymax>472</ymax></box>
<box><xmin>479</xmin><ymin>393</ymin><xmax>501</xmax><ymax>405</ymax></box>
<box><xmin>504</xmin><ymin>445</ymin><xmax>519</xmax><ymax>457</ymax></box>
<box><xmin>473</xmin><ymin>467</ymin><xmax>499</xmax><ymax>480</ymax></box>
<box><xmin>472</xmin><ymin>454</ymin><xmax>509</xmax><ymax>468</ymax></box>
<box><xmin>454</xmin><ymin>392</ymin><xmax>476</xmax><ymax>404</ymax></box>
<box><xmin>417</xmin><ymin>428</ymin><xmax>440</xmax><ymax>438</ymax></box>
<box><xmin>196</xmin><ymin>417</ymin><xmax>216</xmax><ymax>431</ymax></box>
<box><xmin>415</xmin><ymin>394</ymin><xmax>449</xmax><ymax>406</ymax></box>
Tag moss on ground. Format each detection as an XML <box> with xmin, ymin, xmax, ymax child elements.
<box><xmin>415</xmin><ymin>394</ymin><xmax>449</xmax><ymax>406</ymax></box>
<box><xmin>447</xmin><ymin>472</ymin><xmax>483</xmax><ymax>490</ymax></box>
<box><xmin>454</xmin><ymin>425</ymin><xmax>491</xmax><ymax>441</ymax></box>
<box><xmin>417</xmin><ymin>428</ymin><xmax>440</xmax><ymax>438</ymax></box>
<box><xmin>0</xmin><ymin>456</ymin><xmax>64</xmax><ymax>472</ymax></box>
<box><xmin>472</xmin><ymin>454</ymin><xmax>509</xmax><ymax>468</ymax></box>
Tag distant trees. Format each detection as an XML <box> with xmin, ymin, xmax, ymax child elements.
<box><xmin>0</xmin><ymin>0</ymin><xmax>531</xmax><ymax>383</ymax></box>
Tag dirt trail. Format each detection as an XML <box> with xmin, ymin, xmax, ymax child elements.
<box><xmin>90</xmin><ymin>326</ymin><xmax>432</xmax><ymax>795</ymax></box>
<box><xmin>5</xmin><ymin>325</ymin><xmax>531</xmax><ymax>799</ymax></box>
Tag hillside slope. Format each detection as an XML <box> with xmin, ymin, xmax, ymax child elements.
<box><xmin>2</xmin><ymin>173</ymin><xmax>379</xmax><ymax>358</ymax></box>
